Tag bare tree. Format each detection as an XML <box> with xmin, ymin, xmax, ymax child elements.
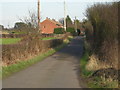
<box><xmin>19</xmin><ymin>9</ymin><xmax>42</xmax><ymax>34</ymax></box>
<box><xmin>20</xmin><ymin>10</ymin><xmax>38</xmax><ymax>28</ymax></box>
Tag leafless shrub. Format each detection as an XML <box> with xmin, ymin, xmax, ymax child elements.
<box><xmin>85</xmin><ymin>2</ymin><xmax>118</xmax><ymax>70</ymax></box>
<box><xmin>18</xmin><ymin>9</ymin><xmax>41</xmax><ymax>34</ymax></box>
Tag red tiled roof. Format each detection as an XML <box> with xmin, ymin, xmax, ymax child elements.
<box><xmin>41</xmin><ymin>18</ymin><xmax>63</xmax><ymax>27</ymax></box>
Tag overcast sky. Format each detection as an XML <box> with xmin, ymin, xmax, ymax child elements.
<box><xmin>0</xmin><ymin>0</ymin><xmax>114</xmax><ymax>28</ymax></box>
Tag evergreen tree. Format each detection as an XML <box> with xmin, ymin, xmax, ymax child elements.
<box><xmin>66</xmin><ymin>15</ymin><xmax>73</xmax><ymax>28</ymax></box>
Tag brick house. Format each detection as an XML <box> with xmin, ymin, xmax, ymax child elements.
<box><xmin>40</xmin><ymin>18</ymin><xmax>63</xmax><ymax>34</ymax></box>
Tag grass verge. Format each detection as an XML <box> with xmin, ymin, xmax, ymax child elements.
<box><xmin>80</xmin><ymin>41</ymin><xmax>93</xmax><ymax>78</ymax></box>
<box><xmin>88</xmin><ymin>76</ymin><xmax>118</xmax><ymax>88</ymax></box>
<box><xmin>2</xmin><ymin>36</ymin><xmax>73</xmax><ymax>79</ymax></box>
<box><xmin>0</xmin><ymin>38</ymin><xmax>21</xmax><ymax>45</ymax></box>
<box><xmin>80</xmin><ymin>41</ymin><xmax>118</xmax><ymax>88</ymax></box>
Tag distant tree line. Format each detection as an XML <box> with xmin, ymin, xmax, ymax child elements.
<box><xmin>57</xmin><ymin>15</ymin><xmax>82</xmax><ymax>34</ymax></box>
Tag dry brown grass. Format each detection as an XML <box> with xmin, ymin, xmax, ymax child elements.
<box><xmin>86</xmin><ymin>54</ymin><xmax>118</xmax><ymax>71</ymax></box>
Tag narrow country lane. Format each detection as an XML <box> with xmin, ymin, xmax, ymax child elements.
<box><xmin>3</xmin><ymin>36</ymin><xmax>85</xmax><ymax>88</ymax></box>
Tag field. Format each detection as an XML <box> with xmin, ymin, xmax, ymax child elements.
<box><xmin>0</xmin><ymin>37</ymin><xmax>59</xmax><ymax>45</ymax></box>
<box><xmin>0</xmin><ymin>38</ymin><xmax>21</xmax><ymax>45</ymax></box>
<box><xmin>41</xmin><ymin>37</ymin><xmax>58</xmax><ymax>40</ymax></box>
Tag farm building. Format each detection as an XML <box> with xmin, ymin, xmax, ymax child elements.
<box><xmin>40</xmin><ymin>18</ymin><xmax>63</xmax><ymax>34</ymax></box>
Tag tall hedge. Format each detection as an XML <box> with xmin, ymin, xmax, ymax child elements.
<box><xmin>66</xmin><ymin>27</ymin><xmax>75</xmax><ymax>33</ymax></box>
<box><xmin>54</xmin><ymin>28</ymin><xmax>64</xmax><ymax>34</ymax></box>
<box><xmin>85</xmin><ymin>2</ymin><xmax>118</xmax><ymax>69</ymax></box>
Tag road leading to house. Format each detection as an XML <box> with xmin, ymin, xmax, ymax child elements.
<box><xmin>3</xmin><ymin>36</ymin><xmax>85</xmax><ymax>88</ymax></box>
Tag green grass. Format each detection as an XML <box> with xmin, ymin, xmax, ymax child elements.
<box><xmin>88</xmin><ymin>77</ymin><xmax>104</xmax><ymax>88</ymax></box>
<box><xmin>41</xmin><ymin>37</ymin><xmax>58</xmax><ymax>40</ymax></box>
<box><xmin>88</xmin><ymin>76</ymin><xmax>118</xmax><ymax>88</ymax></box>
<box><xmin>2</xmin><ymin>36</ymin><xmax>73</xmax><ymax>79</ymax></box>
<box><xmin>8</xmin><ymin>30</ymin><xmax>27</xmax><ymax>34</ymax></box>
<box><xmin>0</xmin><ymin>38</ymin><xmax>21</xmax><ymax>45</ymax></box>
<box><xmin>80</xmin><ymin>43</ymin><xmax>93</xmax><ymax>77</ymax></box>
<box><xmin>80</xmin><ymin>49</ymin><xmax>93</xmax><ymax>77</ymax></box>
<box><xmin>80</xmin><ymin>42</ymin><xmax>103</xmax><ymax>88</ymax></box>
